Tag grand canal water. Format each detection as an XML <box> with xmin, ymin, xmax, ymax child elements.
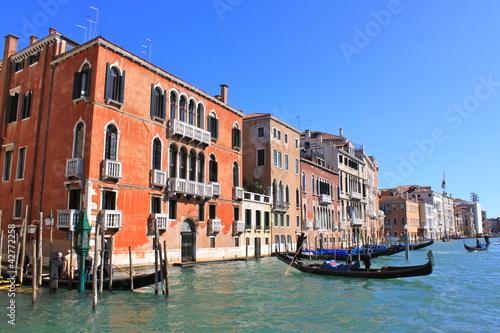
<box><xmin>2</xmin><ymin>239</ymin><xmax>499</xmax><ymax>332</ymax></box>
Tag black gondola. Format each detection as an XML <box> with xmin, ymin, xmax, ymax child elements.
<box><xmin>409</xmin><ymin>240</ymin><xmax>434</xmax><ymax>250</ymax></box>
<box><xmin>277</xmin><ymin>250</ymin><xmax>434</xmax><ymax>279</ymax></box>
<box><xmin>463</xmin><ymin>241</ymin><xmax>489</xmax><ymax>252</ymax></box>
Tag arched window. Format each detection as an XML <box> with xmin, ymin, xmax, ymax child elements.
<box><xmin>209</xmin><ymin>155</ymin><xmax>218</xmax><ymax>182</ymax></box>
<box><xmin>311</xmin><ymin>176</ymin><xmax>315</xmax><ymax>195</ymax></box>
<box><xmin>188</xmin><ymin>99</ymin><xmax>195</xmax><ymax>125</ymax></box>
<box><xmin>285</xmin><ymin>185</ymin><xmax>290</xmax><ymax>204</ymax></box>
<box><xmin>207</xmin><ymin>111</ymin><xmax>218</xmax><ymax>140</ymax></box>
<box><xmin>73</xmin><ymin>63</ymin><xmax>91</xmax><ymax>100</ymax></box>
<box><xmin>73</xmin><ymin>122</ymin><xmax>85</xmax><ymax>158</ymax></box>
<box><xmin>197</xmin><ymin>153</ymin><xmax>205</xmax><ymax>182</ymax></box>
<box><xmin>189</xmin><ymin>149</ymin><xmax>197</xmax><ymax>181</ymax></box>
<box><xmin>151</xmin><ymin>86</ymin><xmax>165</xmax><ymax>119</ymax></box>
<box><xmin>179</xmin><ymin>96</ymin><xmax>187</xmax><ymax>122</ymax></box>
<box><xmin>279</xmin><ymin>181</ymin><xmax>284</xmax><ymax>204</ymax></box>
<box><xmin>170</xmin><ymin>91</ymin><xmax>177</xmax><ymax>119</ymax></box>
<box><xmin>232</xmin><ymin>123</ymin><xmax>241</xmax><ymax>150</ymax></box>
<box><xmin>233</xmin><ymin>162</ymin><xmax>239</xmax><ymax>187</ymax></box>
<box><xmin>152</xmin><ymin>138</ymin><xmax>162</xmax><ymax>170</ymax></box>
<box><xmin>104</xmin><ymin>124</ymin><xmax>118</xmax><ymax>160</ymax></box>
<box><xmin>196</xmin><ymin>103</ymin><xmax>204</xmax><ymax>129</ymax></box>
<box><xmin>169</xmin><ymin>144</ymin><xmax>177</xmax><ymax>177</ymax></box>
<box><xmin>272</xmin><ymin>180</ymin><xmax>278</xmax><ymax>204</ymax></box>
<box><xmin>105</xmin><ymin>64</ymin><xmax>125</xmax><ymax>103</ymax></box>
<box><xmin>179</xmin><ymin>147</ymin><xmax>187</xmax><ymax>179</ymax></box>
<box><xmin>301</xmin><ymin>172</ymin><xmax>306</xmax><ymax>193</ymax></box>
<box><xmin>295</xmin><ymin>188</ymin><xmax>300</xmax><ymax>207</ymax></box>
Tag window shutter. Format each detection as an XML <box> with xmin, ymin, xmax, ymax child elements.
<box><xmin>119</xmin><ymin>70</ymin><xmax>126</xmax><ymax>103</ymax></box>
<box><xmin>73</xmin><ymin>72</ymin><xmax>82</xmax><ymax>99</ymax></box>
<box><xmin>6</xmin><ymin>95</ymin><xmax>14</xmax><ymax>122</ymax></box>
<box><xmin>104</xmin><ymin>63</ymin><xmax>111</xmax><ymax>99</ymax></box>
<box><xmin>161</xmin><ymin>92</ymin><xmax>166</xmax><ymax>119</ymax></box>
<box><xmin>150</xmin><ymin>84</ymin><xmax>155</xmax><ymax>117</ymax></box>
<box><xmin>214</xmin><ymin>118</ymin><xmax>219</xmax><ymax>140</ymax></box>
<box><xmin>208</xmin><ymin>116</ymin><xmax>212</xmax><ymax>133</ymax></box>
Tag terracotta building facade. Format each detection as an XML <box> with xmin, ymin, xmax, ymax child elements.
<box><xmin>0</xmin><ymin>29</ymin><xmax>244</xmax><ymax>264</ymax></box>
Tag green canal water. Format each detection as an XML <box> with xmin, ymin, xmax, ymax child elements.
<box><xmin>2</xmin><ymin>239</ymin><xmax>499</xmax><ymax>332</ymax></box>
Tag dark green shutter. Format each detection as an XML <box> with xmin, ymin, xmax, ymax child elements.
<box><xmin>73</xmin><ymin>72</ymin><xmax>82</xmax><ymax>99</ymax></box>
<box><xmin>104</xmin><ymin>63</ymin><xmax>111</xmax><ymax>99</ymax></box>
<box><xmin>150</xmin><ymin>84</ymin><xmax>155</xmax><ymax>117</ymax></box>
<box><xmin>119</xmin><ymin>70</ymin><xmax>126</xmax><ymax>103</ymax></box>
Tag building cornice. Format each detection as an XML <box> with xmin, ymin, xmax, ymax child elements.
<box><xmin>243</xmin><ymin>113</ymin><xmax>301</xmax><ymax>134</ymax></box>
<box><xmin>300</xmin><ymin>157</ymin><xmax>339</xmax><ymax>176</ymax></box>
<box><xmin>51</xmin><ymin>37</ymin><xmax>244</xmax><ymax>118</ymax></box>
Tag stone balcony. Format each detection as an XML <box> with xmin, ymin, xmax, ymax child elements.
<box><xmin>168</xmin><ymin>119</ymin><xmax>211</xmax><ymax>147</ymax></box>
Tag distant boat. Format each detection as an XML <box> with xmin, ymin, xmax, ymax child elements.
<box><xmin>277</xmin><ymin>251</ymin><xmax>434</xmax><ymax>279</ymax></box>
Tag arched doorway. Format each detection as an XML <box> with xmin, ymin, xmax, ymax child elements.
<box><xmin>181</xmin><ymin>219</ymin><xmax>196</xmax><ymax>262</ymax></box>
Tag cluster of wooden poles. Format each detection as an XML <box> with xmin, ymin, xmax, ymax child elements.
<box><xmin>0</xmin><ymin>206</ymin><xmax>168</xmax><ymax>310</ymax></box>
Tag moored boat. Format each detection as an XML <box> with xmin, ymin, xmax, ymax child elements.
<box><xmin>2</xmin><ymin>267</ymin><xmax>163</xmax><ymax>290</ymax></box>
<box><xmin>277</xmin><ymin>251</ymin><xmax>434</xmax><ymax>279</ymax></box>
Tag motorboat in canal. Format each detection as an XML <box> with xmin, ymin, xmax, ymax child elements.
<box><xmin>276</xmin><ymin>250</ymin><xmax>434</xmax><ymax>279</ymax></box>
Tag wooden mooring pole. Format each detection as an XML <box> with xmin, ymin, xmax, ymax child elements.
<box><xmin>128</xmin><ymin>246</ymin><xmax>133</xmax><ymax>291</ymax></box>
<box><xmin>163</xmin><ymin>240</ymin><xmax>169</xmax><ymax>296</ymax></box>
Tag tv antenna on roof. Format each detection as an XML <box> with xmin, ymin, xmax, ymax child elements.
<box><xmin>142</xmin><ymin>38</ymin><xmax>152</xmax><ymax>62</ymax></box>
<box><xmin>76</xmin><ymin>24</ymin><xmax>87</xmax><ymax>42</ymax></box>
<box><xmin>89</xmin><ymin>6</ymin><xmax>99</xmax><ymax>37</ymax></box>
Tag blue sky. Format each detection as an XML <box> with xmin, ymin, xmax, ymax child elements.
<box><xmin>2</xmin><ymin>0</ymin><xmax>500</xmax><ymax>217</ymax></box>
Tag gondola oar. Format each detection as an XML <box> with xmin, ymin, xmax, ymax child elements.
<box><xmin>285</xmin><ymin>243</ymin><xmax>303</xmax><ymax>275</ymax></box>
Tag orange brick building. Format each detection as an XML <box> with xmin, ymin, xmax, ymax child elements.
<box><xmin>0</xmin><ymin>29</ymin><xmax>244</xmax><ymax>264</ymax></box>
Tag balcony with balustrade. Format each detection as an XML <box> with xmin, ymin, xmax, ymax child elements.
<box><xmin>150</xmin><ymin>169</ymin><xmax>167</xmax><ymax>188</ymax></box>
<box><xmin>149</xmin><ymin>213</ymin><xmax>169</xmax><ymax>231</ymax></box>
<box><xmin>349</xmin><ymin>191</ymin><xmax>363</xmax><ymax>201</ymax></box>
<box><xmin>233</xmin><ymin>220</ymin><xmax>245</xmax><ymax>234</ymax></box>
<box><xmin>233</xmin><ymin>187</ymin><xmax>244</xmax><ymax>201</ymax></box>
<box><xmin>168</xmin><ymin>119</ymin><xmax>211</xmax><ymax>147</ymax></box>
<box><xmin>101</xmin><ymin>210</ymin><xmax>122</xmax><ymax>230</ymax></box>
<box><xmin>273</xmin><ymin>200</ymin><xmax>290</xmax><ymax>213</ymax></box>
<box><xmin>101</xmin><ymin>159</ymin><xmax>122</xmax><ymax>181</ymax></box>
<box><xmin>56</xmin><ymin>209</ymin><xmax>81</xmax><ymax>231</ymax></box>
<box><xmin>167</xmin><ymin>177</ymin><xmax>215</xmax><ymax>199</ymax></box>
<box><xmin>319</xmin><ymin>194</ymin><xmax>331</xmax><ymax>206</ymax></box>
<box><xmin>65</xmin><ymin>158</ymin><xmax>83</xmax><ymax>178</ymax></box>
<box><xmin>351</xmin><ymin>218</ymin><xmax>364</xmax><ymax>226</ymax></box>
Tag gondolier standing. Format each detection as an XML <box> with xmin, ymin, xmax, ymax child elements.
<box><xmin>346</xmin><ymin>249</ymin><xmax>353</xmax><ymax>271</ymax></box>
<box><xmin>296</xmin><ymin>233</ymin><xmax>307</xmax><ymax>257</ymax></box>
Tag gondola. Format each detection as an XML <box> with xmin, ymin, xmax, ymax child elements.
<box><xmin>2</xmin><ymin>267</ymin><xmax>163</xmax><ymax>290</ymax></box>
<box><xmin>463</xmin><ymin>241</ymin><xmax>490</xmax><ymax>252</ymax></box>
<box><xmin>409</xmin><ymin>240</ymin><xmax>434</xmax><ymax>250</ymax></box>
<box><xmin>277</xmin><ymin>250</ymin><xmax>434</xmax><ymax>279</ymax></box>
<box><xmin>297</xmin><ymin>245</ymin><xmax>404</xmax><ymax>261</ymax></box>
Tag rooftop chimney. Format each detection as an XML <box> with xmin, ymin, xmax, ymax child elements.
<box><xmin>220</xmin><ymin>84</ymin><xmax>229</xmax><ymax>104</ymax></box>
<box><xmin>3</xmin><ymin>34</ymin><xmax>19</xmax><ymax>59</ymax></box>
<box><xmin>339</xmin><ymin>128</ymin><xmax>344</xmax><ymax>137</ymax></box>
<box><xmin>30</xmin><ymin>35</ymin><xmax>38</xmax><ymax>45</ymax></box>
